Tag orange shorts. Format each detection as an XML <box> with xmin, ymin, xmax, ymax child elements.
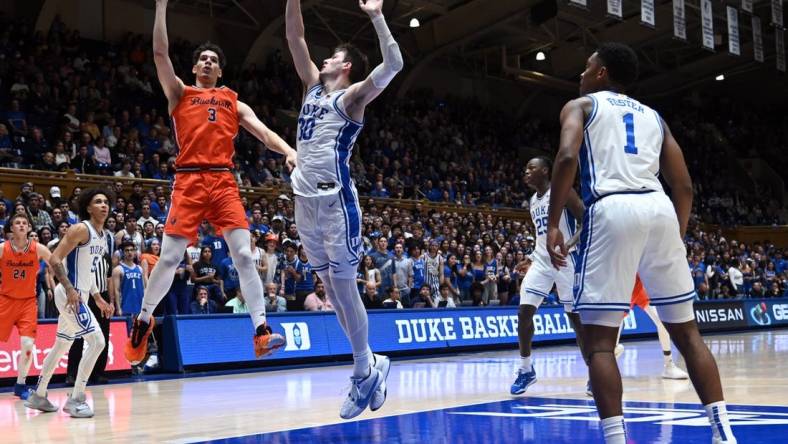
<box><xmin>630</xmin><ymin>275</ymin><xmax>650</xmax><ymax>310</ymax></box>
<box><xmin>0</xmin><ymin>295</ymin><xmax>38</xmax><ymax>341</ymax></box>
<box><xmin>165</xmin><ymin>171</ymin><xmax>248</xmax><ymax>243</ymax></box>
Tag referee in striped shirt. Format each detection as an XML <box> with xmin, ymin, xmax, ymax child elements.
<box><xmin>66</xmin><ymin>232</ymin><xmax>115</xmax><ymax>385</ymax></box>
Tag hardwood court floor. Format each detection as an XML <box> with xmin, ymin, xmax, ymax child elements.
<box><xmin>2</xmin><ymin>330</ymin><xmax>786</xmax><ymax>443</ymax></box>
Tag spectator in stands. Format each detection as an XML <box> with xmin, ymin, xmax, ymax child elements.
<box><xmin>381</xmin><ymin>287</ymin><xmax>403</xmax><ymax>309</ymax></box>
<box><xmin>140</xmin><ymin>238</ymin><xmax>161</xmax><ymax>277</ymax></box>
<box><xmin>361</xmin><ymin>281</ymin><xmax>382</xmax><ymax>310</ymax></box>
<box><xmin>436</xmin><ymin>283</ymin><xmax>457</xmax><ymax>308</ymax></box>
<box><xmin>192</xmin><ymin>246</ymin><xmax>223</xmax><ymax>303</ymax></box>
<box><xmin>304</xmin><ymin>280</ymin><xmax>333</xmax><ymax>311</ymax></box>
<box><xmin>137</xmin><ymin>203</ymin><xmax>157</xmax><ymax>228</ymax></box>
<box><xmin>750</xmin><ymin>281</ymin><xmax>767</xmax><ymax>298</ymax></box>
<box><xmin>191</xmin><ymin>286</ymin><xmax>218</xmax><ymax>314</ymax></box>
<box><xmin>357</xmin><ymin>255</ymin><xmax>381</xmax><ymax>295</ymax></box>
<box><xmin>114</xmin><ymin>160</ymin><xmax>135</xmax><ymax>178</ymax></box>
<box><xmin>219</xmin><ymin>253</ymin><xmax>240</xmax><ymax>301</ymax></box>
<box><xmin>225</xmin><ymin>290</ymin><xmax>249</xmax><ymax>314</ymax></box>
<box><xmin>27</xmin><ymin>193</ymin><xmax>52</xmax><ymax>231</ymax></box>
<box><xmin>0</xmin><ymin>201</ymin><xmax>8</xmax><ymax>231</ymax></box>
<box><xmin>279</xmin><ymin>241</ymin><xmax>302</xmax><ymax>310</ymax></box>
<box><xmin>368</xmin><ymin>236</ymin><xmax>394</xmax><ymax>298</ymax></box>
<box><xmin>393</xmin><ymin>243</ymin><xmax>413</xmax><ymax>307</ymax></box>
<box><xmin>294</xmin><ymin>245</ymin><xmax>314</xmax><ymax>309</ymax></box>
<box><xmin>70</xmin><ymin>145</ymin><xmax>96</xmax><ymax>174</ymax></box>
<box><xmin>262</xmin><ymin>233</ymin><xmax>280</xmax><ymax>287</ymax></box>
<box><xmin>470</xmin><ymin>282</ymin><xmax>486</xmax><ymax>306</ymax></box>
<box><xmin>265</xmin><ymin>282</ymin><xmax>287</xmax><ymax>313</ymax></box>
<box><xmin>93</xmin><ymin>137</ymin><xmax>112</xmax><ymax>174</ymax></box>
<box><xmin>412</xmin><ymin>285</ymin><xmax>437</xmax><ymax>308</ymax></box>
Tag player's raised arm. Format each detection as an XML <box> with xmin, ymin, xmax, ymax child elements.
<box><xmin>344</xmin><ymin>0</ymin><xmax>404</xmax><ymax>112</ymax></box>
<box><xmin>658</xmin><ymin>118</ymin><xmax>693</xmax><ymax>238</ymax></box>
<box><xmin>547</xmin><ymin>98</ymin><xmax>587</xmax><ymax>269</ymax></box>
<box><xmin>285</xmin><ymin>0</ymin><xmax>321</xmax><ymax>89</ymax></box>
<box><xmin>238</xmin><ymin>101</ymin><xmax>298</xmax><ymax>170</ymax></box>
<box><xmin>153</xmin><ymin>0</ymin><xmax>185</xmax><ymax>110</ymax></box>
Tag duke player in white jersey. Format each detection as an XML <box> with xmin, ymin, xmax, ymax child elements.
<box><xmin>285</xmin><ymin>0</ymin><xmax>403</xmax><ymax>419</ymax></box>
<box><xmin>547</xmin><ymin>43</ymin><xmax>736</xmax><ymax>444</ymax></box>
<box><xmin>510</xmin><ymin>156</ymin><xmax>586</xmax><ymax>395</ymax></box>
<box><xmin>26</xmin><ymin>189</ymin><xmax>114</xmax><ymax>418</ymax></box>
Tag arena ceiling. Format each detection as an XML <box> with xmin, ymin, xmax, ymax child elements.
<box><xmin>129</xmin><ymin>0</ymin><xmax>787</xmax><ymax>99</ymax></box>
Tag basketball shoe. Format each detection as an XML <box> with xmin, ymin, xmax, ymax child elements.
<box><xmin>125</xmin><ymin>316</ymin><xmax>156</xmax><ymax>365</ymax></box>
<box><xmin>253</xmin><ymin>324</ymin><xmax>285</xmax><ymax>358</ymax></box>
<box><xmin>370</xmin><ymin>354</ymin><xmax>390</xmax><ymax>411</ymax></box>
<box><xmin>340</xmin><ymin>366</ymin><xmax>383</xmax><ymax>419</ymax></box>
<box><xmin>510</xmin><ymin>365</ymin><xmax>537</xmax><ymax>395</ymax></box>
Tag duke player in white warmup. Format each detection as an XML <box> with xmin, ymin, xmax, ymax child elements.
<box><xmin>510</xmin><ymin>157</ymin><xmax>586</xmax><ymax>395</ymax></box>
<box><xmin>285</xmin><ymin>0</ymin><xmax>403</xmax><ymax>419</ymax></box>
<box><xmin>26</xmin><ymin>189</ymin><xmax>114</xmax><ymax>418</ymax></box>
<box><xmin>547</xmin><ymin>43</ymin><xmax>736</xmax><ymax>444</ymax></box>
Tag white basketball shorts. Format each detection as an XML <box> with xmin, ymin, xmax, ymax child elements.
<box><xmin>520</xmin><ymin>256</ymin><xmax>576</xmax><ymax>313</ymax></box>
<box><xmin>573</xmin><ymin>192</ymin><xmax>696</xmax><ymax>327</ymax></box>
<box><xmin>295</xmin><ymin>190</ymin><xmax>363</xmax><ymax>280</ymax></box>
<box><xmin>54</xmin><ymin>284</ymin><xmax>100</xmax><ymax>341</ymax></box>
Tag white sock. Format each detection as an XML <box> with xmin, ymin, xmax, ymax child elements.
<box><xmin>72</xmin><ymin>331</ymin><xmax>105</xmax><ymax>398</ymax></box>
<box><xmin>139</xmin><ymin>234</ymin><xmax>189</xmax><ymax>323</ymax></box>
<box><xmin>36</xmin><ymin>337</ymin><xmax>73</xmax><ymax>397</ymax></box>
<box><xmin>16</xmin><ymin>336</ymin><xmax>35</xmax><ymax>384</ymax></box>
<box><xmin>601</xmin><ymin>416</ymin><xmax>626</xmax><ymax>444</ymax></box>
<box><xmin>705</xmin><ymin>401</ymin><xmax>736</xmax><ymax>443</ymax></box>
<box><xmin>520</xmin><ymin>355</ymin><xmax>532</xmax><ymax>371</ymax></box>
<box><xmin>663</xmin><ymin>352</ymin><xmax>673</xmax><ymax>366</ymax></box>
<box><xmin>225</xmin><ymin>229</ymin><xmax>267</xmax><ymax>329</ymax></box>
<box><xmin>328</xmin><ymin>276</ymin><xmax>372</xmax><ymax>379</ymax></box>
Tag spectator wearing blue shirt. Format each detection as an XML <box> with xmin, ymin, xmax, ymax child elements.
<box><xmin>151</xmin><ymin>195</ymin><xmax>169</xmax><ymax>224</ymax></box>
<box><xmin>368</xmin><ymin>236</ymin><xmax>394</xmax><ymax>299</ymax></box>
<box><xmin>248</xmin><ymin>209</ymin><xmax>269</xmax><ymax>234</ymax></box>
<box><xmin>202</xmin><ymin>226</ymin><xmax>229</xmax><ymax>269</ymax></box>
<box><xmin>409</xmin><ymin>245</ymin><xmax>426</xmax><ymax>304</ymax></box>
<box><xmin>220</xmin><ymin>255</ymin><xmax>241</xmax><ymax>300</ymax></box>
<box><xmin>294</xmin><ymin>245</ymin><xmax>315</xmax><ymax>310</ymax></box>
<box><xmin>279</xmin><ymin>241</ymin><xmax>302</xmax><ymax>311</ymax></box>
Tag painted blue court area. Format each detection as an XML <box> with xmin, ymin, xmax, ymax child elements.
<box><xmin>198</xmin><ymin>397</ymin><xmax>788</xmax><ymax>444</ymax></box>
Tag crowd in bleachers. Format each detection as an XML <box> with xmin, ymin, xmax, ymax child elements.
<box><xmin>2</xmin><ymin>17</ymin><xmax>785</xmax><ymax>222</ymax></box>
<box><xmin>1</xmin><ymin>17</ymin><xmax>787</xmax><ymax>320</ymax></box>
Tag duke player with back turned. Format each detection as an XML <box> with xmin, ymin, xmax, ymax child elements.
<box><xmin>285</xmin><ymin>0</ymin><xmax>403</xmax><ymax>419</ymax></box>
<box><xmin>546</xmin><ymin>43</ymin><xmax>736</xmax><ymax>443</ymax></box>
<box><xmin>510</xmin><ymin>156</ymin><xmax>587</xmax><ymax>395</ymax></box>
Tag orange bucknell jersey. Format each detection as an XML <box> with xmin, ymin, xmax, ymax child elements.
<box><xmin>171</xmin><ymin>86</ymin><xmax>239</xmax><ymax>168</ymax></box>
<box><xmin>630</xmin><ymin>274</ymin><xmax>650</xmax><ymax>309</ymax></box>
<box><xmin>0</xmin><ymin>240</ymin><xmax>39</xmax><ymax>299</ymax></box>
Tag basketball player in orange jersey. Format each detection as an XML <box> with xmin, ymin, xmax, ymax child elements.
<box><xmin>125</xmin><ymin>0</ymin><xmax>298</xmax><ymax>364</ymax></box>
<box><xmin>616</xmin><ymin>275</ymin><xmax>689</xmax><ymax>378</ymax></box>
<box><xmin>0</xmin><ymin>214</ymin><xmax>52</xmax><ymax>400</ymax></box>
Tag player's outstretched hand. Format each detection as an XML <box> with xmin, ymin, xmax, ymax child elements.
<box><xmin>66</xmin><ymin>288</ymin><xmax>81</xmax><ymax>314</ymax></box>
<box><xmin>546</xmin><ymin>227</ymin><xmax>567</xmax><ymax>270</ymax></box>
<box><xmin>285</xmin><ymin>151</ymin><xmax>297</xmax><ymax>172</ymax></box>
<box><xmin>359</xmin><ymin>0</ymin><xmax>383</xmax><ymax>17</ymax></box>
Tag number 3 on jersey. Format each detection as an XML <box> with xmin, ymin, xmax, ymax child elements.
<box><xmin>622</xmin><ymin>113</ymin><xmax>638</xmax><ymax>154</ymax></box>
<box><xmin>207</xmin><ymin>108</ymin><xmax>217</xmax><ymax>122</ymax></box>
<box><xmin>298</xmin><ymin>117</ymin><xmax>315</xmax><ymax>141</ymax></box>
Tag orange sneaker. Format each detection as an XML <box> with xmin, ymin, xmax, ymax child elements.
<box><xmin>253</xmin><ymin>324</ymin><xmax>285</xmax><ymax>358</ymax></box>
<box><xmin>125</xmin><ymin>316</ymin><xmax>156</xmax><ymax>365</ymax></box>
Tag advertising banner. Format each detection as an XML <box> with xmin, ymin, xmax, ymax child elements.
<box><xmin>173</xmin><ymin>306</ymin><xmax>657</xmax><ymax>368</ymax></box>
<box><xmin>745</xmin><ymin>300</ymin><xmax>788</xmax><ymax>327</ymax></box>
<box><xmin>728</xmin><ymin>7</ymin><xmax>741</xmax><ymax>56</ymax></box>
<box><xmin>702</xmin><ymin>0</ymin><xmax>715</xmax><ymax>51</ymax></box>
<box><xmin>0</xmin><ymin>320</ymin><xmax>130</xmax><ymax>378</ymax></box>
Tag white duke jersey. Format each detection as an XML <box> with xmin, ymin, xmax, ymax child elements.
<box><xmin>291</xmin><ymin>84</ymin><xmax>364</xmax><ymax>197</ymax></box>
<box><xmin>529</xmin><ymin>189</ymin><xmax>576</xmax><ymax>265</ymax></box>
<box><xmin>580</xmin><ymin>90</ymin><xmax>664</xmax><ymax>206</ymax></box>
<box><xmin>66</xmin><ymin>221</ymin><xmax>109</xmax><ymax>293</ymax></box>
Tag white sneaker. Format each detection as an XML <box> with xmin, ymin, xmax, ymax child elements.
<box><xmin>662</xmin><ymin>361</ymin><xmax>689</xmax><ymax>380</ymax></box>
<box><xmin>614</xmin><ymin>344</ymin><xmax>624</xmax><ymax>358</ymax></box>
<box><xmin>25</xmin><ymin>391</ymin><xmax>58</xmax><ymax>412</ymax></box>
<box><xmin>339</xmin><ymin>367</ymin><xmax>383</xmax><ymax>420</ymax></box>
<box><xmin>370</xmin><ymin>354</ymin><xmax>390</xmax><ymax>411</ymax></box>
<box><xmin>63</xmin><ymin>393</ymin><xmax>94</xmax><ymax>418</ymax></box>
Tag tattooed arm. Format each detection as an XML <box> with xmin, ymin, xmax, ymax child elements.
<box><xmin>50</xmin><ymin>223</ymin><xmax>90</xmax><ymax>313</ymax></box>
